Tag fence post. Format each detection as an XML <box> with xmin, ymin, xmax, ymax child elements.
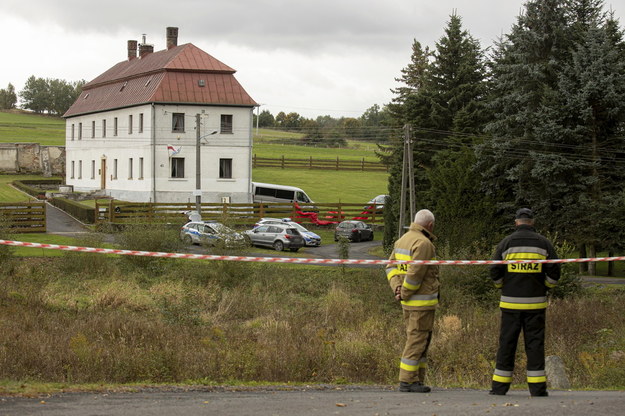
<box><xmin>309</xmin><ymin>156</ymin><xmax>312</xmax><ymax>169</ymax></box>
<box><xmin>108</xmin><ymin>199</ymin><xmax>114</xmax><ymax>223</ymax></box>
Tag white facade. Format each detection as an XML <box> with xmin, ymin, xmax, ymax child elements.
<box><xmin>65</xmin><ymin>104</ymin><xmax>253</xmax><ymax>203</ymax></box>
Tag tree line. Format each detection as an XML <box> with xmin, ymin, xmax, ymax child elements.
<box><xmin>380</xmin><ymin>0</ymin><xmax>625</xmax><ymax>276</ymax></box>
<box><xmin>254</xmin><ymin>104</ymin><xmax>397</xmax><ymax>147</ymax></box>
<box><xmin>0</xmin><ymin>76</ymin><xmax>85</xmax><ymax>116</ymax></box>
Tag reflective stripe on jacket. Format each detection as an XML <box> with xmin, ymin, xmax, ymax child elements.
<box><xmin>386</xmin><ymin>223</ymin><xmax>439</xmax><ymax>311</ymax></box>
<box><xmin>490</xmin><ymin>224</ymin><xmax>560</xmax><ymax>311</ymax></box>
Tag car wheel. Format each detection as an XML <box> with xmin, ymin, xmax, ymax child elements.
<box><xmin>183</xmin><ymin>235</ymin><xmax>193</xmax><ymax>245</ymax></box>
<box><xmin>289</xmin><ymin>247</ymin><xmax>299</xmax><ymax>252</ymax></box>
<box><xmin>273</xmin><ymin>241</ymin><xmax>284</xmax><ymax>251</ymax></box>
<box><xmin>369</xmin><ymin>232</ymin><xmax>374</xmax><ymax>241</ymax></box>
<box><xmin>334</xmin><ymin>234</ymin><xmax>338</xmax><ymax>242</ymax></box>
<box><xmin>353</xmin><ymin>233</ymin><xmax>361</xmax><ymax>243</ymax></box>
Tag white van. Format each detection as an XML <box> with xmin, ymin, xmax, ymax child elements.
<box><xmin>252</xmin><ymin>182</ymin><xmax>315</xmax><ymax>206</ymax></box>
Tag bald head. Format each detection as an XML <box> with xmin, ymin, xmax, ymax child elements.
<box><xmin>414</xmin><ymin>209</ymin><xmax>435</xmax><ymax>232</ymax></box>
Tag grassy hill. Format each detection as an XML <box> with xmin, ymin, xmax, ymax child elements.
<box><xmin>0</xmin><ymin>110</ymin><xmax>65</xmax><ymax>145</ymax></box>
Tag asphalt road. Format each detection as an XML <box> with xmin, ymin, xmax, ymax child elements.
<box><xmin>1</xmin><ymin>386</ymin><xmax>624</xmax><ymax>416</ymax></box>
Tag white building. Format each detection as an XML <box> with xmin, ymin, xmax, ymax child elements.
<box><xmin>63</xmin><ymin>27</ymin><xmax>257</xmax><ymax>203</ymax></box>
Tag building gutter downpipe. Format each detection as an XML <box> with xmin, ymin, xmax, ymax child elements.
<box><xmin>151</xmin><ymin>103</ymin><xmax>156</xmax><ymax>203</ymax></box>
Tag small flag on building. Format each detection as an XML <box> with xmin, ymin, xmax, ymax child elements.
<box><xmin>167</xmin><ymin>145</ymin><xmax>181</xmax><ymax>157</ymax></box>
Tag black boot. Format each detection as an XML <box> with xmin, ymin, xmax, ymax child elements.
<box><xmin>399</xmin><ymin>381</ymin><xmax>431</xmax><ymax>393</ymax></box>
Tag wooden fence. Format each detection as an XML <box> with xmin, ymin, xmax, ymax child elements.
<box><xmin>0</xmin><ymin>202</ymin><xmax>46</xmax><ymax>233</ymax></box>
<box><xmin>252</xmin><ymin>154</ymin><xmax>387</xmax><ymax>171</ymax></box>
<box><xmin>95</xmin><ymin>201</ymin><xmax>384</xmax><ymax>227</ymax></box>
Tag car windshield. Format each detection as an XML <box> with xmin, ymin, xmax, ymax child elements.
<box><xmin>288</xmin><ymin>222</ymin><xmax>308</xmax><ymax>233</ymax></box>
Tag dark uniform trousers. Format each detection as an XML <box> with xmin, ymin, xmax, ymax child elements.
<box><xmin>492</xmin><ymin>309</ymin><xmax>547</xmax><ymax>396</ymax></box>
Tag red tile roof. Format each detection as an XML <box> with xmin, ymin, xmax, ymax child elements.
<box><xmin>64</xmin><ymin>43</ymin><xmax>256</xmax><ymax>117</ymax></box>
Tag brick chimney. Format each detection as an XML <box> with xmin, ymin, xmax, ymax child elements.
<box><xmin>166</xmin><ymin>27</ymin><xmax>178</xmax><ymax>49</ymax></box>
<box><xmin>138</xmin><ymin>34</ymin><xmax>154</xmax><ymax>58</ymax></box>
<box><xmin>127</xmin><ymin>40</ymin><xmax>138</xmax><ymax>60</ymax></box>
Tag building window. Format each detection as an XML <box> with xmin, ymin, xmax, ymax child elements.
<box><xmin>171</xmin><ymin>157</ymin><xmax>185</xmax><ymax>178</ymax></box>
<box><xmin>220</xmin><ymin>114</ymin><xmax>233</xmax><ymax>134</ymax></box>
<box><xmin>91</xmin><ymin>121</ymin><xmax>95</xmax><ymax>138</ymax></box>
<box><xmin>114</xmin><ymin>117</ymin><xmax>118</xmax><ymax>136</ymax></box>
<box><xmin>91</xmin><ymin>160</ymin><xmax>95</xmax><ymax>179</ymax></box>
<box><xmin>128</xmin><ymin>158</ymin><xmax>133</xmax><ymax>179</ymax></box>
<box><xmin>102</xmin><ymin>119</ymin><xmax>107</xmax><ymax>137</ymax></box>
<box><xmin>139</xmin><ymin>157</ymin><xmax>144</xmax><ymax>179</ymax></box>
<box><xmin>71</xmin><ymin>124</ymin><xmax>75</xmax><ymax>141</ymax></box>
<box><xmin>172</xmin><ymin>113</ymin><xmax>185</xmax><ymax>132</ymax></box>
<box><xmin>139</xmin><ymin>113</ymin><xmax>144</xmax><ymax>133</ymax></box>
<box><xmin>219</xmin><ymin>158</ymin><xmax>233</xmax><ymax>179</ymax></box>
<box><xmin>78</xmin><ymin>160</ymin><xmax>82</xmax><ymax>179</ymax></box>
<box><xmin>70</xmin><ymin>161</ymin><xmax>75</xmax><ymax>178</ymax></box>
<box><xmin>113</xmin><ymin>159</ymin><xmax>118</xmax><ymax>179</ymax></box>
<box><xmin>129</xmin><ymin>115</ymin><xmax>133</xmax><ymax>134</ymax></box>
<box><xmin>78</xmin><ymin>123</ymin><xmax>82</xmax><ymax>140</ymax></box>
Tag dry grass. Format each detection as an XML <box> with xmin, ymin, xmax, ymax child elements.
<box><xmin>0</xmin><ymin>251</ymin><xmax>624</xmax><ymax>390</ymax></box>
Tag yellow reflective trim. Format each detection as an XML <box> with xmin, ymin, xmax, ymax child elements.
<box><xmin>505</xmin><ymin>253</ymin><xmax>546</xmax><ymax>260</ymax></box>
<box><xmin>492</xmin><ymin>374</ymin><xmax>512</xmax><ymax>383</ymax></box>
<box><xmin>494</xmin><ymin>283</ymin><xmax>503</xmax><ymax>289</ymax></box>
<box><xmin>400</xmin><ymin>362</ymin><xmax>419</xmax><ymax>372</ymax></box>
<box><xmin>395</xmin><ymin>253</ymin><xmax>412</xmax><ymax>260</ymax></box>
<box><xmin>527</xmin><ymin>376</ymin><xmax>547</xmax><ymax>383</ymax></box>
<box><xmin>403</xmin><ymin>280</ymin><xmax>420</xmax><ymax>290</ymax></box>
<box><xmin>545</xmin><ymin>281</ymin><xmax>556</xmax><ymax>288</ymax></box>
<box><xmin>507</xmin><ymin>263</ymin><xmax>543</xmax><ymax>273</ymax></box>
<box><xmin>401</xmin><ymin>299</ymin><xmax>438</xmax><ymax>307</ymax></box>
<box><xmin>499</xmin><ymin>301</ymin><xmax>548</xmax><ymax>310</ymax></box>
<box><xmin>386</xmin><ymin>269</ymin><xmax>401</xmax><ymax>281</ymax></box>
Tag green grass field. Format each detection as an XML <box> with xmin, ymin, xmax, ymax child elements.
<box><xmin>252</xmin><ymin>167</ymin><xmax>387</xmax><ymax>204</ymax></box>
<box><xmin>0</xmin><ymin>174</ymin><xmax>49</xmax><ymax>202</ymax></box>
<box><xmin>0</xmin><ymin>111</ymin><xmax>65</xmax><ymax>145</ymax></box>
<box><xmin>253</xmin><ymin>142</ymin><xmax>380</xmax><ymax>161</ymax></box>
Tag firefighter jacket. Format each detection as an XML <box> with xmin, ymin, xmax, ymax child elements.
<box><xmin>490</xmin><ymin>224</ymin><xmax>560</xmax><ymax>311</ymax></box>
<box><xmin>386</xmin><ymin>223</ymin><xmax>440</xmax><ymax>311</ymax></box>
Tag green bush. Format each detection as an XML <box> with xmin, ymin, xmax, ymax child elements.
<box><xmin>12</xmin><ymin>179</ymin><xmax>62</xmax><ymax>198</ymax></box>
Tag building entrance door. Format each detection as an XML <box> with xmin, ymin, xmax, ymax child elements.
<box><xmin>100</xmin><ymin>158</ymin><xmax>107</xmax><ymax>189</ymax></box>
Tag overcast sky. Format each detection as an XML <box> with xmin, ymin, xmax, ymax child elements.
<box><xmin>1</xmin><ymin>0</ymin><xmax>624</xmax><ymax>118</ymax></box>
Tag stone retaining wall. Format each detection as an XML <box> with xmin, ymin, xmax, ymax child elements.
<box><xmin>0</xmin><ymin>143</ymin><xmax>65</xmax><ymax>176</ymax></box>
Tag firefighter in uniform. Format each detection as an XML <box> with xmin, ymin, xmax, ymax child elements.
<box><xmin>386</xmin><ymin>209</ymin><xmax>439</xmax><ymax>393</ymax></box>
<box><xmin>489</xmin><ymin>208</ymin><xmax>560</xmax><ymax>396</ymax></box>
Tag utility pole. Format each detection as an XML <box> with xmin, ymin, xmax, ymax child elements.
<box><xmin>195</xmin><ymin>114</ymin><xmax>202</xmax><ymax>215</ymax></box>
<box><xmin>397</xmin><ymin>124</ymin><xmax>415</xmax><ymax>238</ymax></box>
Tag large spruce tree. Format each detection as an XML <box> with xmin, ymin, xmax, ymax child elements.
<box><xmin>479</xmin><ymin>0</ymin><xmax>625</xmax><ymax>269</ymax></box>
<box><xmin>382</xmin><ymin>14</ymin><xmax>490</xmax><ymax>252</ymax></box>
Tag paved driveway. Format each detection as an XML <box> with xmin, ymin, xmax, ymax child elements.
<box><xmin>1</xmin><ymin>386</ymin><xmax>623</xmax><ymax>416</ymax></box>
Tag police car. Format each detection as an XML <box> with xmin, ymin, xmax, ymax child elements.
<box><xmin>253</xmin><ymin>218</ymin><xmax>321</xmax><ymax>247</ymax></box>
<box><xmin>180</xmin><ymin>221</ymin><xmax>248</xmax><ymax>248</ymax></box>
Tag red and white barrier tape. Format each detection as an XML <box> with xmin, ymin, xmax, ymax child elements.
<box><xmin>1</xmin><ymin>239</ymin><xmax>624</xmax><ymax>266</ymax></box>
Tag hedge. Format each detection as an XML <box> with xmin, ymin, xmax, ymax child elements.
<box><xmin>49</xmin><ymin>197</ymin><xmax>95</xmax><ymax>224</ymax></box>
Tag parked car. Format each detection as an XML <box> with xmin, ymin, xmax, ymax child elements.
<box><xmin>363</xmin><ymin>194</ymin><xmax>388</xmax><ymax>211</ymax></box>
<box><xmin>254</xmin><ymin>218</ymin><xmax>321</xmax><ymax>247</ymax></box>
<box><xmin>245</xmin><ymin>223</ymin><xmax>305</xmax><ymax>252</ymax></box>
<box><xmin>180</xmin><ymin>221</ymin><xmax>248</xmax><ymax>247</ymax></box>
<box><xmin>334</xmin><ymin>220</ymin><xmax>374</xmax><ymax>242</ymax></box>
